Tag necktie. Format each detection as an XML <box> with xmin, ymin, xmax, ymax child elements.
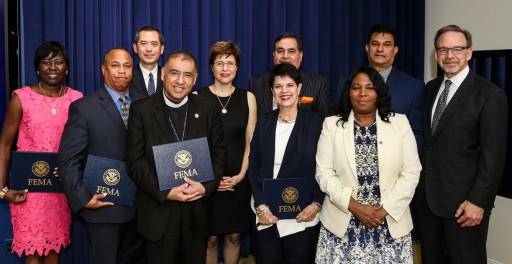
<box><xmin>431</xmin><ymin>80</ymin><xmax>451</xmax><ymax>134</ymax></box>
<box><xmin>148</xmin><ymin>72</ymin><xmax>156</xmax><ymax>95</ymax></box>
<box><xmin>120</xmin><ymin>95</ymin><xmax>130</xmax><ymax>127</ymax></box>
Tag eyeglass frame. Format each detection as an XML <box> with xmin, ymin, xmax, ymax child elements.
<box><xmin>435</xmin><ymin>46</ymin><xmax>469</xmax><ymax>55</ymax></box>
<box><xmin>213</xmin><ymin>61</ymin><xmax>237</xmax><ymax>69</ymax></box>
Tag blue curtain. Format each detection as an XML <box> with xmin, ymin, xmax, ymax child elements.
<box><xmin>20</xmin><ymin>0</ymin><xmax>425</xmax><ymax>98</ymax></box>
<box><xmin>13</xmin><ymin>1</ymin><xmax>425</xmax><ymax>263</ymax></box>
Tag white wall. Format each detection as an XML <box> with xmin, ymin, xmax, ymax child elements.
<box><xmin>425</xmin><ymin>1</ymin><xmax>512</xmax><ymax>263</ymax></box>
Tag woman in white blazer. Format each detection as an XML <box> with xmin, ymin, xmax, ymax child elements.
<box><xmin>315</xmin><ymin>66</ymin><xmax>421</xmax><ymax>263</ymax></box>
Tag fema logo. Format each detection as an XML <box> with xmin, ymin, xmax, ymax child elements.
<box><xmin>103</xmin><ymin>169</ymin><xmax>121</xmax><ymax>186</ymax></box>
<box><xmin>175</xmin><ymin>150</ymin><xmax>192</xmax><ymax>168</ymax></box>
<box><xmin>32</xmin><ymin>161</ymin><xmax>50</xmax><ymax>177</ymax></box>
<box><xmin>282</xmin><ymin>187</ymin><xmax>299</xmax><ymax>203</ymax></box>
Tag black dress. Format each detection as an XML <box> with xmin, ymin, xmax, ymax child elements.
<box><xmin>197</xmin><ymin>86</ymin><xmax>252</xmax><ymax>234</ymax></box>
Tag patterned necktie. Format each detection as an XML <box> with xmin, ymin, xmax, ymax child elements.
<box><xmin>431</xmin><ymin>80</ymin><xmax>451</xmax><ymax>134</ymax></box>
<box><xmin>120</xmin><ymin>95</ymin><xmax>130</xmax><ymax>127</ymax></box>
<box><xmin>148</xmin><ymin>72</ymin><xmax>156</xmax><ymax>95</ymax></box>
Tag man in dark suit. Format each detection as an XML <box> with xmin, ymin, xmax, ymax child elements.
<box><xmin>417</xmin><ymin>25</ymin><xmax>508</xmax><ymax>264</ymax></box>
<box><xmin>126</xmin><ymin>50</ymin><xmax>226</xmax><ymax>263</ymax></box>
<box><xmin>130</xmin><ymin>25</ymin><xmax>164</xmax><ymax>98</ymax></box>
<box><xmin>59</xmin><ymin>48</ymin><xmax>144</xmax><ymax>263</ymax></box>
<box><xmin>365</xmin><ymin>24</ymin><xmax>425</xmax><ymax>153</ymax></box>
<box><xmin>249</xmin><ymin>32</ymin><xmax>334</xmax><ymax>117</ymax></box>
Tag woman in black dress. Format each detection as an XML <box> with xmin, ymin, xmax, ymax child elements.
<box><xmin>197</xmin><ymin>41</ymin><xmax>257</xmax><ymax>264</ymax></box>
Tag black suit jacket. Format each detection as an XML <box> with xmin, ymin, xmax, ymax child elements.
<box><xmin>248</xmin><ymin>108</ymin><xmax>325</xmax><ymax>207</ymax></box>
<box><xmin>126</xmin><ymin>92</ymin><xmax>226</xmax><ymax>241</ymax></box>
<box><xmin>59</xmin><ymin>87</ymin><xmax>139</xmax><ymax>223</ymax></box>
<box><xmin>129</xmin><ymin>64</ymin><xmax>164</xmax><ymax>99</ymax></box>
<box><xmin>418</xmin><ymin>70</ymin><xmax>508</xmax><ymax>218</ymax></box>
<box><xmin>249</xmin><ymin>71</ymin><xmax>334</xmax><ymax>117</ymax></box>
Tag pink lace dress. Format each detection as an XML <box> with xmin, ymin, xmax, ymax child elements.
<box><xmin>10</xmin><ymin>86</ymin><xmax>82</xmax><ymax>257</ymax></box>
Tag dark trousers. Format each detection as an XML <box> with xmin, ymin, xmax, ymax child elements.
<box><xmin>86</xmin><ymin>220</ymin><xmax>145</xmax><ymax>264</ymax></box>
<box><xmin>145</xmin><ymin>209</ymin><xmax>207</xmax><ymax>264</ymax></box>
<box><xmin>417</xmin><ymin>201</ymin><xmax>490</xmax><ymax>264</ymax></box>
<box><xmin>254</xmin><ymin>223</ymin><xmax>320</xmax><ymax>264</ymax></box>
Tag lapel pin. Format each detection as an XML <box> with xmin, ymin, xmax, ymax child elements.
<box><xmin>194</xmin><ymin>113</ymin><xmax>199</xmax><ymax>118</ymax></box>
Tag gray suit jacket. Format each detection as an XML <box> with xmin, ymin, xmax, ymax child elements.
<box><xmin>59</xmin><ymin>87</ymin><xmax>139</xmax><ymax>223</ymax></box>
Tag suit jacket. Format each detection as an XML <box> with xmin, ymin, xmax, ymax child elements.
<box><xmin>249</xmin><ymin>71</ymin><xmax>334</xmax><ymax>117</ymax></box>
<box><xmin>387</xmin><ymin>67</ymin><xmax>425</xmax><ymax>153</ymax></box>
<box><xmin>58</xmin><ymin>87</ymin><xmax>139</xmax><ymax>223</ymax></box>
<box><xmin>418</xmin><ymin>70</ymin><xmax>508</xmax><ymax>218</ymax></box>
<box><xmin>126</xmin><ymin>92</ymin><xmax>226</xmax><ymax>241</ymax></box>
<box><xmin>129</xmin><ymin>64</ymin><xmax>164</xmax><ymax>99</ymax></box>
<box><xmin>316</xmin><ymin>112</ymin><xmax>421</xmax><ymax>239</ymax></box>
<box><xmin>248</xmin><ymin>108</ymin><xmax>325</xmax><ymax>208</ymax></box>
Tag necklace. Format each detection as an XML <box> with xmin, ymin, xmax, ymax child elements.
<box><xmin>168</xmin><ymin>104</ymin><xmax>188</xmax><ymax>141</ymax></box>
<box><xmin>278</xmin><ymin>114</ymin><xmax>296</xmax><ymax>124</ymax></box>
<box><xmin>38</xmin><ymin>82</ymin><xmax>64</xmax><ymax>115</ymax></box>
<box><xmin>211</xmin><ymin>86</ymin><xmax>233</xmax><ymax>114</ymax></box>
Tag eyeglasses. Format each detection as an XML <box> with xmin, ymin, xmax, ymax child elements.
<box><xmin>436</xmin><ymin>46</ymin><xmax>468</xmax><ymax>55</ymax></box>
<box><xmin>214</xmin><ymin>61</ymin><xmax>236</xmax><ymax>68</ymax></box>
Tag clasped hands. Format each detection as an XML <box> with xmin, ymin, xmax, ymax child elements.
<box><xmin>167</xmin><ymin>177</ymin><xmax>206</xmax><ymax>202</ymax></box>
<box><xmin>217</xmin><ymin>175</ymin><xmax>242</xmax><ymax>192</ymax></box>
<box><xmin>349</xmin><ymin>198</ymin><xmax>388</xmax><ymax>229</ymax></box>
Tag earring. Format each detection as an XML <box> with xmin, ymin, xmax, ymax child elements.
<box><xmin>36</xmin><ymin>71</ymin><xmax>39</xmax><ymax>75</ymax></box>
<box><xmin>66</xmin><ymin>71</ymin><xmax>68</xmax><ymax>75</ymax></box>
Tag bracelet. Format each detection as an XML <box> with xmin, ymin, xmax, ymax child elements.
<box><xmin>256</xmin><ymin>205</ymin><xmax>268</xmax><ymax>216</ymax></box>
<box><xmin>0</xmin><ymin>186</ymin><xmax>8</xmax><ymax>200</ymax></box>
<box><xmin>312</xmin><ymin>202</ymin><xmax>322</xmax><ymax>212</ymax></box>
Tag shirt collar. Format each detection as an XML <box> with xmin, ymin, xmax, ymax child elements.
<box><xmin>444</xmin><ymin>65</ymin><xmax>470</xmax><ymax>87</ymax></box>
<box><xmin>378</xmin><ymin>66</ymin><xmax>393</xmax><ymax>83</ymax></box>
<box><xmin>163</xmin><ymin>90</ymin><xmax>188</xmax><ymax>108</ymax></box>
<box><xmin>104</xmin><ymin>84</ymin><xmax>131</xmax><ymax>103</ymax></box>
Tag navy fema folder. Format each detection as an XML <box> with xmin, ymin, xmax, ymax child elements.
<box><xmin>83</xmin><ymin>155</ymin><xmax>136</xmax><ymax>206</ymax></box>
<box><xmin>263</xmin><ymin>177</ymin><xmax>315</xmax><ymax>219</ymax></box>
<box><xmin>11</xmin><ymin>151</ymin><xmax>63</xmax><ymax>192</ymax></box>
<box><xmin>152</xmin><ymin>137</ymin><xmax>214</xmax><ymax>191</ymax></box>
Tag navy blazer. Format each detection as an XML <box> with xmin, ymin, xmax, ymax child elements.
<box><xmin>386</xmin><ymin>67</ymin><xmax>425</xmax><ymax>153</ymax></box>
<box><xmin>249</xmin><ymin>71</ymin><xmax>334</xmax><ymax>117</ymax></box>
<box><xmin>418</xmin><ymin>70</ymin><xmax>508</xmax><ymax>217</ymax></box>
<box><xmin>129</xmin><ymin>64</ymin><xmax>164</xmax><ymax>99</ymax></box>
<box><xmin>59</xmin><ymin>87</ymin><xmax>140</xmax><ymax>223</ymax></box>
<box><xmin>249</xmin><ymin>108</ymin><xmax>325</xmax><ymax>208</ymax></box>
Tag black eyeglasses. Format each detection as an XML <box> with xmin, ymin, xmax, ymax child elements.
<box><xmin>435</xmin><ymin>46</ymin><xmax>468</xmax><ymax>55</ymax></box>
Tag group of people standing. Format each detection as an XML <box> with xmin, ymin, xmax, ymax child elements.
<box><xmin>0</xmin><ymin>23</ymin><xmax>507</xmax><ymax>264</ymax></box>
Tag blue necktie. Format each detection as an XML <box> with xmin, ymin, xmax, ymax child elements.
<box><xmin>431</xmin><ymin>80</ymin><xmax>451</xmax><ymax>134</ymax></box>
<box><xmin>148</xmin><ymin>72</ymin><xmax>156</xmax><ymax>95</ymax></box>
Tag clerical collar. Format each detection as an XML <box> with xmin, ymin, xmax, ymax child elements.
<box><xmin>163</xmin><ymin>90</ymin><xmax>188</xmax><ymax>108</ymax></box>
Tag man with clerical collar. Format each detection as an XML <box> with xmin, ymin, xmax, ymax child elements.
<box><xmin>127</xmin><ymin>50</ymin><xmax>226</xmax><ymax>263</ymax></box>
<box><xmin>249</xmin><ymin>32</ymin><xmax>334</xmax><ymax>117</ymax></box>
<box><xmin>130</xmin><ymin>25</ymin><xmax>165</xmax><ymax>98</ymax></box>
<box><xmin>59</xmin><ymin>48</ymin><xmax>145</xmax><ymax>263</ymax></box>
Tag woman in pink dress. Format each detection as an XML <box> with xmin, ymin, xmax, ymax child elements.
<box><xmin>0</xmin><ymin>41</ymin><xmax>82</xmax><ymax>264</ymax></box>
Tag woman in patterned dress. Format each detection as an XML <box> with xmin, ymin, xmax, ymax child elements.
<box><xmin>0</xmin><ymin>41</ymin><xmax>82</xmax><ymax>264</ymax></box>
<box><xmin>315</xmin><ymin>66</ymin><xmax>421</xmax><ymax>263</ymax></box>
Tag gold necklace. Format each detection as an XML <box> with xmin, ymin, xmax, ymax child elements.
<box><xmin>38</xmin><ymin>82</ymin><xmax>64</xmax><ymax>115</ymax></box>
<box><xmin>211</xmin><ymin>86</ymin><xmax>233</xmax><ymax>114</ymax></box>
<box><xmin>278</xmin><ymin>114</ymin><xmax>296</xmax><ymax>124</ymax></box>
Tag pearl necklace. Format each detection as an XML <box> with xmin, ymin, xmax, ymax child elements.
<box><xmin>38</xmin><ymin>82</ymin><xmax>64</xmax><ymax>115</ymax></box>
